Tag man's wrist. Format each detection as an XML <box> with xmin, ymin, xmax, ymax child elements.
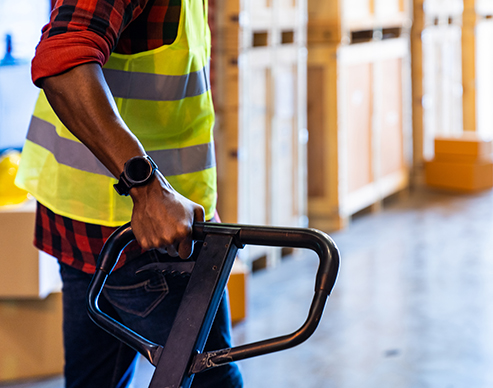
<box><xmin>114</xmin><ymin>155</ymin><xmax>158</xmax><ymax>196</ymax></box>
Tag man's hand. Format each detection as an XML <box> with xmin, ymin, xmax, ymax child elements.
<box><xmin>130</xmin><ymin>172</ymin><xmax>205</xmax><ymax>259</ymax></box>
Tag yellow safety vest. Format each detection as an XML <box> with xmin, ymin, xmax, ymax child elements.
<box><xmin>16</xmin><ymin>0</ymin><xmax>217</xmax><ymax>226</ymax></box>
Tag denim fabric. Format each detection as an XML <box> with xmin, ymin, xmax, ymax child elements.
<box><xmin>59</xmin><ymin>245</ymin><xmax>243</xmax><ymax>388</ymax></box>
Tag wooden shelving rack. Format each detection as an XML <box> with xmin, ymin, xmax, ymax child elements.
<box><xmin>212</xmin><ymin>0</ymin><xmax>308</xmax><ymax>268</ymax></box>
<box><xmin>307</xmin><ymin>0</ymin><xmax>414</xmax><ymax>231</ymax></box>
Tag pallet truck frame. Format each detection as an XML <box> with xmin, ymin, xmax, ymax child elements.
<box><xmin>87</xmin><ymin>222</ymin><xmax>340</xmax><ymax>388</ymax></box>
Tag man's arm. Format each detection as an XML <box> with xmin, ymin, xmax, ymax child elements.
<box><xmin>40</xmin><ymin>62</ymin><xmax>204</xmax><ymax>258</ymax></box>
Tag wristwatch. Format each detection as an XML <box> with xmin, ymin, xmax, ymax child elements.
<box><xmin>114</xmin><ymin>155</ymin><xmax>158</xmax><ymax>196</ymax></box>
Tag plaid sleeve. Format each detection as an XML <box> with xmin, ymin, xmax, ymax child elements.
<box><xmin>35</xmin><ymin>202</ymin><xmax>144</xmax><ymax>274</ymax></box>
<box><xmin>32</xmin><ymin>0</ymin><xmax>149</xmax><ymax>85</ymax></box>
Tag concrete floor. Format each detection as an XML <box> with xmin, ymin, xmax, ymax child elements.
<box><xmin>2</xmin><ymin>187</ymin><xmax>493</xmax><ymax>387</ymax></box>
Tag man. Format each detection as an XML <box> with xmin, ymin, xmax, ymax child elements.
<box><xmin>15</xmin><ymin>0</ymin><xmax>243</xmax><ymax>387</ymax></box>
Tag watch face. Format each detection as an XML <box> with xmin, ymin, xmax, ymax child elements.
<box><xmin>126</xmin><ymin>157</ymin><xmax>152</xmax><ymax>183</ymax></box>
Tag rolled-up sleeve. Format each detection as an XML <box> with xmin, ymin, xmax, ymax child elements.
<box><xmin>31</xmin><ymin>0</ymin><xmax>147</xmax><ymax>86</ymax></box>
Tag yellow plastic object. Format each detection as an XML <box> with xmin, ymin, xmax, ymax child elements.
<box><xmin>0</xmin><ymin>150</ymin><xmax>30</xmax><ymax>206</ymax></box>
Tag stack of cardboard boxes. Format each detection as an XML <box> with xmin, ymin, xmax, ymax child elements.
<box><xmin>0</xmin><ymin>201</ymin><xmax>63</xmax><ymax>383</ymax></box>
<box><xmin>425</xmin><ymin>132</ymin><xmax>493</xmax><ymax>191</ymax></box>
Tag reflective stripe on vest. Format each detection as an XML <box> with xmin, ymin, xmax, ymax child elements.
<box><xmin>26</xmin><ymin>116</ymin><xmax>216</xmax><ymax>178</ymax></box>
<box><xmin>102</xmin><ymin>63</ymin><xmax>210</xmax><ymax>101</ymax></box>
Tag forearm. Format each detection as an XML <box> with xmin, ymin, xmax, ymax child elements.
<box><xmin>39</xmin><ymin>62</ymin><xmax>204</xmax><ymax>257</ymax></box>
<box><xmin>40</xmin><ymin>62</ymin><xmax>145</xmax><ymax>178</ymax></box>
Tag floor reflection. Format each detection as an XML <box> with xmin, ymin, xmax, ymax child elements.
<box><xmin>234</xmin><ymin>188</ymin><xmax>493</xmax><ymax>388</ymax></box>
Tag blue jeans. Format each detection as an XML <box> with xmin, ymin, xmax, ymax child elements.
<box><xmin>59</xmin><ymin>245</ymin><xmax>243</xmax><ymax>388</ymax></box>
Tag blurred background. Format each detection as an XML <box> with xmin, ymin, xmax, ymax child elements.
<box><xmin>2</xmin><ymin>0</ymin><xmax>493</xmax><ymax>387</ymax></box>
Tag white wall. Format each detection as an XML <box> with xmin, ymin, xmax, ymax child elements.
<box><xmin>0</xmin><ymin>0</ymin><xmax>50</xmax><ymax>150</ymax></box>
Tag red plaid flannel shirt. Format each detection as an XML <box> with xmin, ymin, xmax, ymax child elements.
<box><xmin>35</xmin><ymin>203</ymin><xmax>143</xmax><ymax>274</ymax></box>
<box><xmin>32</xmin><ymin>0</ymin><xmax>181</xmax><ymax>84</ymax></box>
<box><xmin>34</xmin><ymin>0</ymin><xmax>182</xmax><ymax>273</ymax></box>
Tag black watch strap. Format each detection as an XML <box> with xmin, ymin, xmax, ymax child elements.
<box><xmin>114</xmin><ymin>155</ymin><xmax>158</xmax><ymax>196</ymax></box>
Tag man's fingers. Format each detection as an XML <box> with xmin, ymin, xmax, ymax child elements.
<box><xmin>177</xmin><ymin>234</ymin><xmax>194</xmax><ymax>260</ymax></box>
<box><xmin>194</xmin><ymin>205</ymin><xmax>205</xmax><ymax>223</ymax></box>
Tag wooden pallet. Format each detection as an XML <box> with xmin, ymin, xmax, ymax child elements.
<box><xmin>307</xmin><ymin>0</ymin><xmax>413</xmax><ymax>45</ymax></box>
<box><xmin>421</xmin><ymin>23</ymin><xmax>463</xmax><ymax>159</ymax></box>
<box><xmin>462</xmin><ymin>0</ymin><xmax>493</xmax><ymax>140</ymax></box>
<box><xmin>307</xmin><ymin>37</ymin><xmax>412</xmax><ymax>231</ymax></box>
<box><xmin>421</xmin><ymin>0</ymin><xmax>463</xmax><ymax>22</ymax></box>
<box><xmin>215</xmin><ymin>45</ymin><xmax>308</xmax><ymax>268</ymax></box>
<box><xmin>214</xmin><ymin>0</ymin><xmax>307</xmax><ymax>52</ymax></box>
<box><xmin>411</xmin><ymin>0</ymin><xmax>493</xmax><ymax>175</ymax></box>
<box><xmin>476</xmin><ymin>18</ymin><xmax>493</xmax><ymax>136</ymax></box>
<box><xmin>410</xmin><ymin>0</ymin><xmax>464</xmax><ymax>177</ymax></box>
<box><xmin>213</xmin><ymin>0</ymin><xmax>308</xmax><ymax>267</ymax></box>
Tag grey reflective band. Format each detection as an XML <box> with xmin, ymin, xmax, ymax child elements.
<box><xmin>102</xmin><ymin>63</ymin><xmax>210</xmax><ymax>101</ymax></box>
<box><xmin>26</xmin><ymin>116</ymin><xmax>216</xmax><ymax>177</ymax></box>
<box><xmin>27</xmin><ymin>117</ymin><xmax>114</xmax><ymax>178</ymax></box>
<box><xmin>148</xmin><ymin>143</ymin><xmax>216</xmax><ymax>177</ymax></box>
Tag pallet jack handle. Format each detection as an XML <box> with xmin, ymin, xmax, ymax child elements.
<box><xmin>87</xmin><ymin>222</ymin><xmax>340</xmax><ymax>387</ymax></box>
<box><xmin>189</xmin><ymin>222</ymin><xmax>340</xmax><ymax>371</ymax></box>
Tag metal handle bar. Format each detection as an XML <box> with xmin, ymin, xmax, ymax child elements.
<box><xmin>189</xmin><ymin>222</ymin><xmax>339</xmax><ymax>372</ymax></box>
<box><xmin>86</xmin><ymin>223</ymin><xmax>166</xmax><ymax>364</ymax></box>
<box><xmin>87</xmin><ymin>221</ymin><xmax>340</xmax><ymax>371</ymax></box>
<box><xmin>192</xmin><ymin>222</ymin><xmax>339</xmax><ymax>294</ymax></box>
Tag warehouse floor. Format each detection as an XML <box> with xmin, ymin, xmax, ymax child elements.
<box><xmin>3</xmin><ymin>186</ymin><xmax>493</xmax><ymax>388</ymax></box>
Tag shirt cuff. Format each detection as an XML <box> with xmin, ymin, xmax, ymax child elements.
<box><xmin>31</xmin><ymin>31</ymin><xmax>111</xmax><ymax>86</ymax></box>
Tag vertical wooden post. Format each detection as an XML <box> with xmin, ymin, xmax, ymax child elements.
<box><xmin>411</xmin><ymin>0</ymin><xmax>425</xmax><ymax>175</ymax></box>
<box><xmin>462</xmin><ymin>0</ymin><xmax>477</xmax><ymax>132</ymax></box>
<box><xmin>399</xmin><ymin>0</ymin><xmax>405</xmax><ymax>13</ymax></box>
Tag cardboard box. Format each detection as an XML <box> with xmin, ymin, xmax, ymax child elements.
<box><xmin>0</xmin><ymin>293</ymin><xmax>64</xmax><ymax>382</ymax></box>
<box><xmin>227</xmin><ymin>260</ymin><xmax>249</xmax><ymax>324</ymax></box>
<box><xmin>0</xmin><ymin>201</ymin><xmax>62</xmax><ymax>299</ymax></box>
<box><xmin>425</xmin><ymin>159</ymin><xmax>493</xmax><ymax>191</ymax></box>
<box><xmin>434</xmin><ymin>132</ymin><xmax>493</xmax><ymax>163</ymax></box>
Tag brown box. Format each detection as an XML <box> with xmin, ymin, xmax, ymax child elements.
<box><xmin>0</xmin><ymin>293</ymin><xmax>64</xmax><ymax>382</ymax></box>
<box><xmin>425</xmin><ymin>133</ymin><xmax>493</xmax><ymax>192</ymax></box>
<box><xmin>434</xmin><ymin>132</ymin><xmax>493</xmax><ymax>163</ymax></box>
<box><xmin>0</xmin><ymin>201</ymin><xmax>61</xmax><ymax>299</ymax></box>
<box><xmin>227</xmin><ymin>260</ymin><xmax>249</xmax><ymax>324</ymax></box>
<box><xmin>425</xmin><ymin>159</ymin><xmax>493</xmax><ymax>191</ymax></box>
